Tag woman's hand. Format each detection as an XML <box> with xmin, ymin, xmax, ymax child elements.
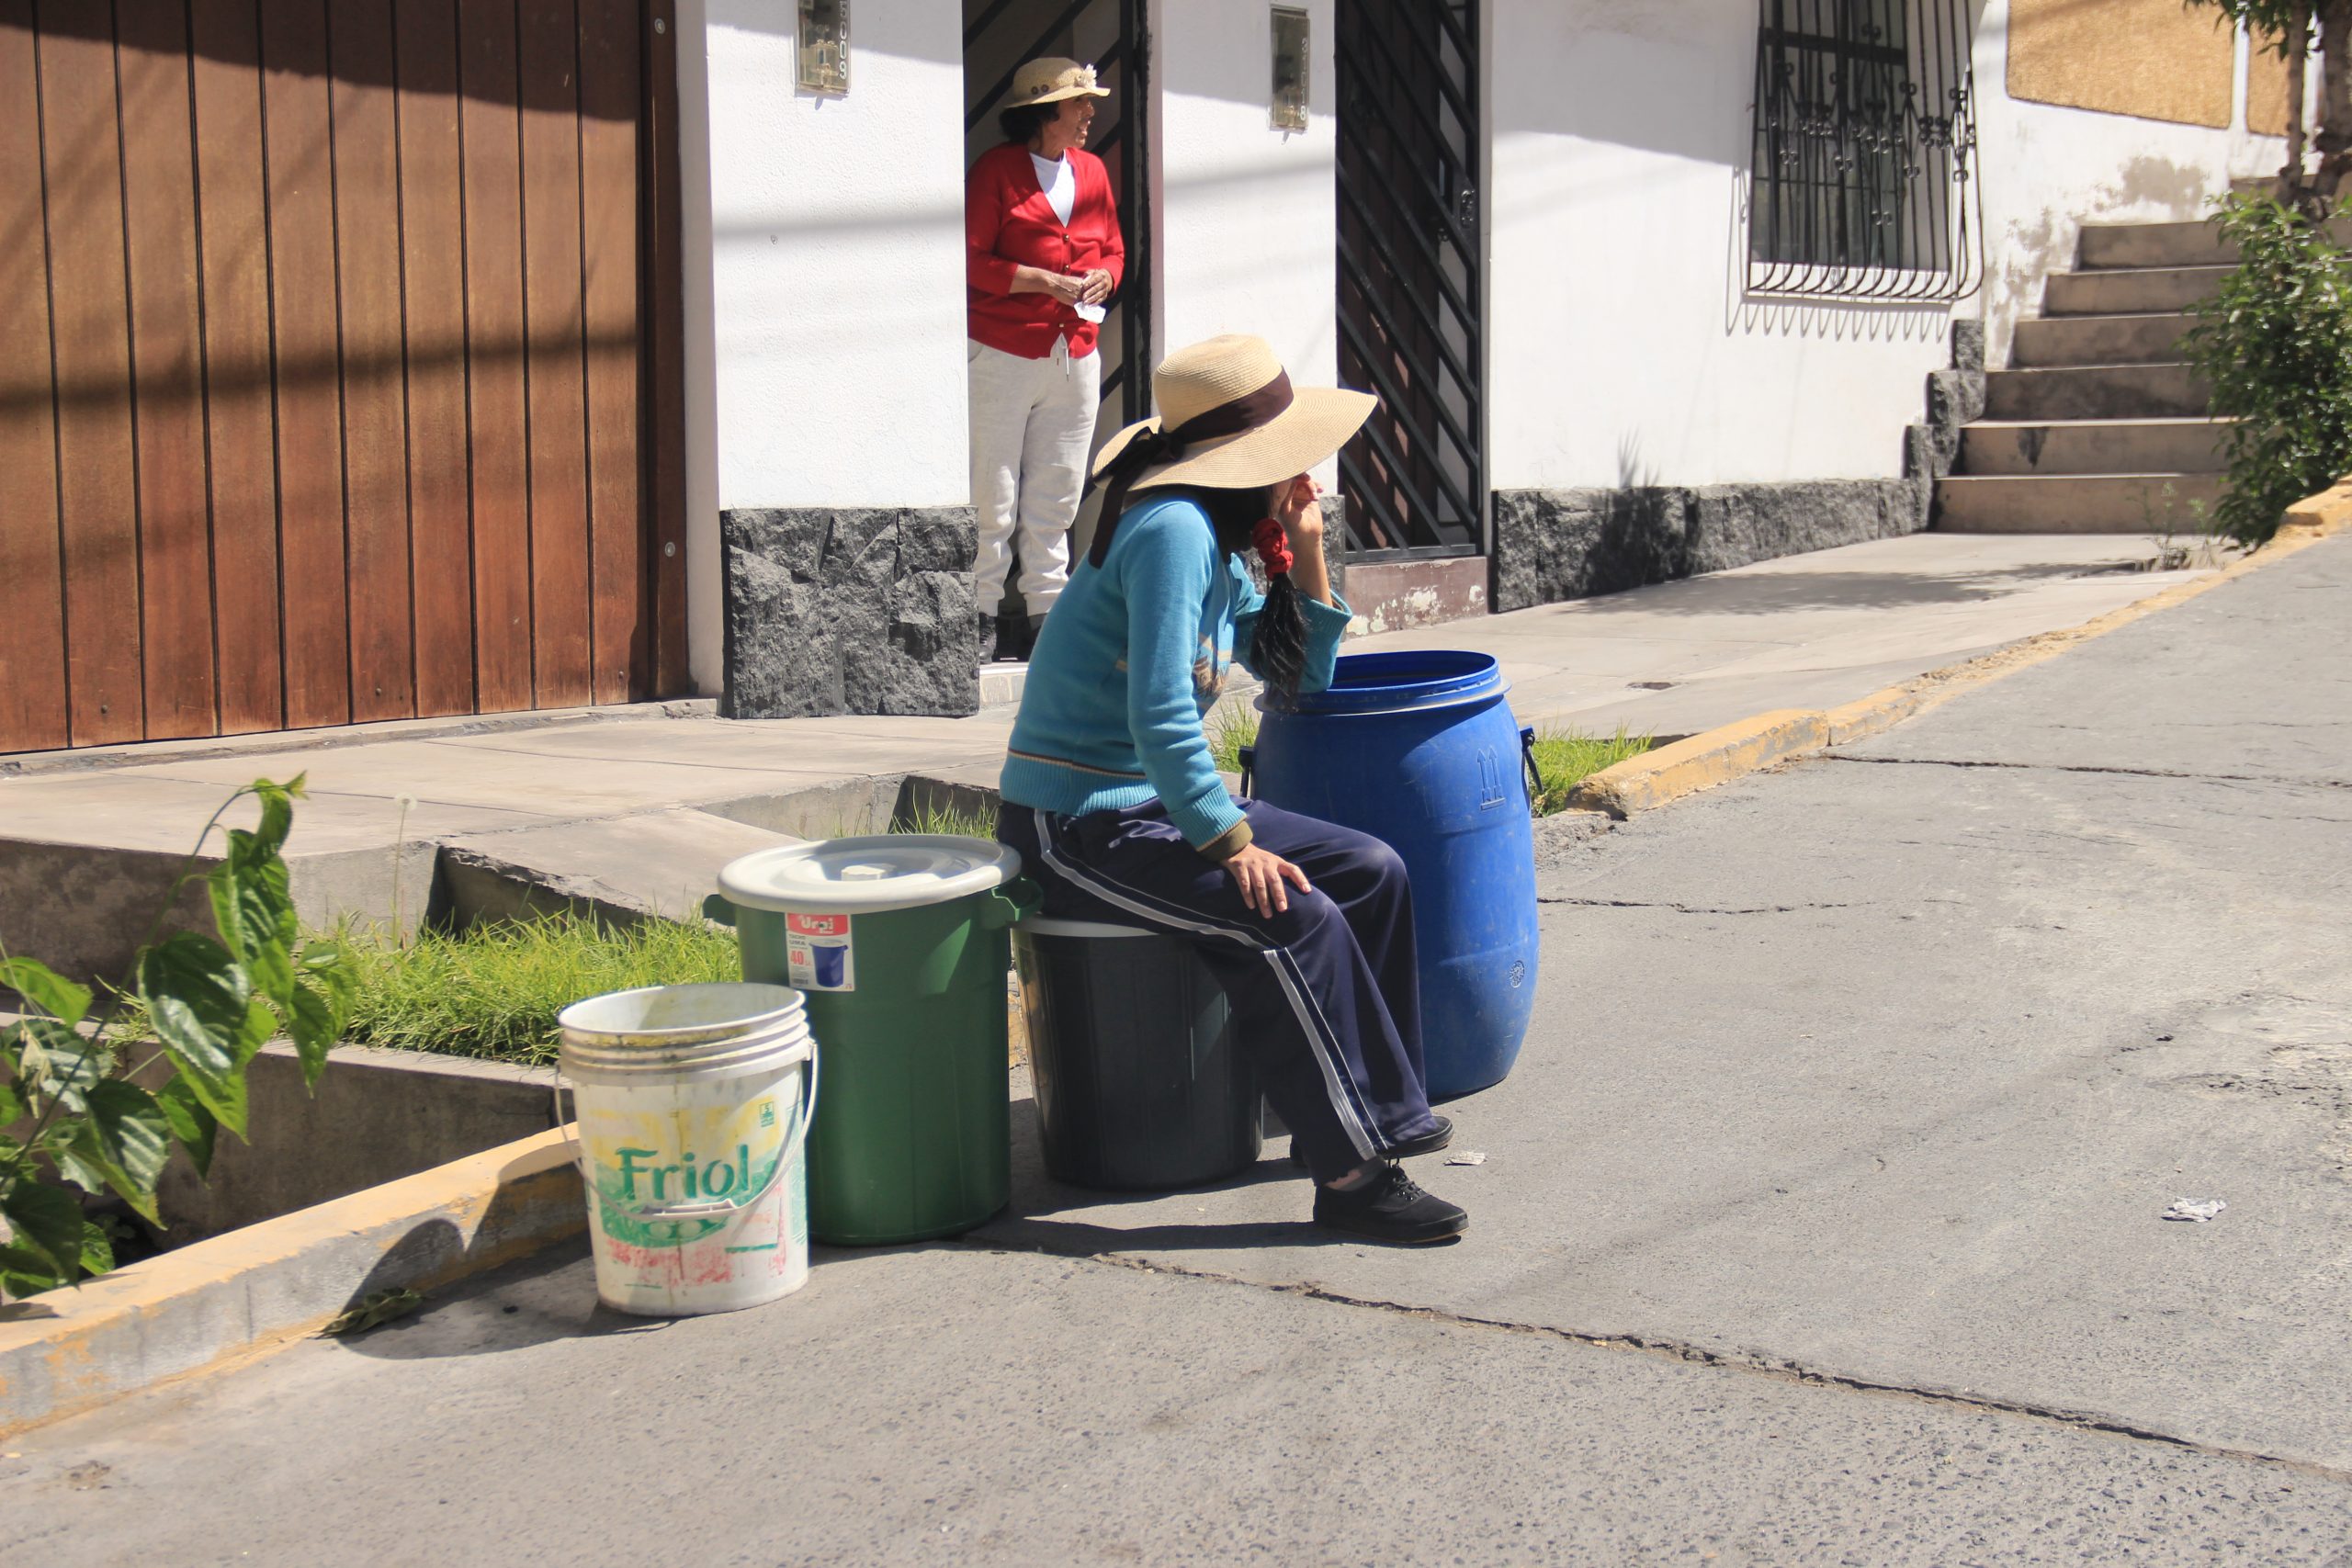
<box><xmin>1224</xmin><ymin>843</ymin><xmax>1312</xmax><ymax>917</ymax></box>
<box><xmin>1274</xmin><ymin>474</ymin><xmax>1326</xmax><ymax>543</ymax></box>
<box><xmin>1079</xmin><ymin>269</ymin><xmax>1114</xmax><ymax>305</ymax></box>
<box><xmin>1012</xmin><ymin>265</ymin><xmax>1089</xmax><ymax>305</ymax></box>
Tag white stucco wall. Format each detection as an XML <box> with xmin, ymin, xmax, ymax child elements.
<box><xmin>681</xmin><ymin>1</ymin><xmax>970</xmax><ymax>692</ymax></box>
<box><xmin>1972</xmin><ymin>0</ymin><xmax>2290</xmax><ymax>366</ymax></box>
<box><xmin>1486</xmin><ymin>0</ymin><xmax>1955</xmax><ymax>493</ymax></box>
<box><xmin>1152</xmin><ymin>0</ymin><xmax>1340</xmax><ymax>479</ymax></box>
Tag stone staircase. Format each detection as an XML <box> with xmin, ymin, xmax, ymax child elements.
<box><xmin>1936</xmin><ymin>218</ymin><xmax>2232</xmax><ymax>534</ymax></box>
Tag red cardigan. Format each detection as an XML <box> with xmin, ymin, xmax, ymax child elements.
<box><xmin>966</xmin><ymin>141</ymin><xmax>1125</xmax><ymax>359</ymax></box>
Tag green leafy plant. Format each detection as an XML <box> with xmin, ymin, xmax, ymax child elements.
<box><xmin>1</xmin><ymin>778</ymin><xmax>356</xmax><ymax>1298</ymax></box>
<box><xmin>1528</xmin><ymin>726</ymin><xmax>1656</xmax><ymax>816</ymax></box>
<box><xmin>2180</xmin><ymin>191</ymin><xmax>2352</xmax><ymax>546</ymax></box>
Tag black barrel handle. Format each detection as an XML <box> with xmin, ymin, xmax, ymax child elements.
<box><xmin>1520</xmin><ymin>728</ymin><xmax>1544</xmax><ymax>812</ymax></box>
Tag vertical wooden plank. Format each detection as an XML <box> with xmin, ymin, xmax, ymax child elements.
<box><xmin>395</xmin><ymin>0</ymin><xmax>476</xmax><ymax>717</ymax></box>
<box><xmin>642</xmin><ymin>0</ymin><xmax>687</xmax><ymax>696</ymax></box>
<box><xmin>0</xmin><ymin>2</ymin><xmax>70</xmax><ymax>752</ymax></box>
<box><xmin>330</xmin><ymin>0</ymin><xmax>416</xmax><ymax>722</ymax></box>
<box><xmin>258</xmin><ymin>0</ymin><xmax>350</xmax><ymax>728</ymax></box>
<box><xmin>576</xmin><ymin>0</ymin><xmax>639</xmax><ymax>705</ymax></box>
<box><xmin>458</xmin><ymin>0</ymin><xmax>534</xmax><ymax>711</ymax></box>
<box><xmin>39</xmin><ymin>14</ymin><xmax>145</xmax><ymax>745</ymax></box>
<box><xmin>516</xmin><ymin>0</ymin><xmax>592</xmax><ymax>706</ymax></box>
<box><xmin>117</xmin><ymin>0</ymin><xmax>219</xmax><ymax>740</ymax></box>
<box><xmin>189</xmin><ymin>0</ymin><xmax>285</xmax><ymax>735</ymax></box>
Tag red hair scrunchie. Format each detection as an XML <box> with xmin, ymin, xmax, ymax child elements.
<box><xmin>1252</xmin><ymin>517</ymin><xmax>1295</xmax><ymax>576</ymax></box>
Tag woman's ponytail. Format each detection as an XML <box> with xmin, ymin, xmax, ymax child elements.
<box><xmin>1247</xmin><ymin>517</ymin><xmax>1309</xmax><ymax>710</ymax></box>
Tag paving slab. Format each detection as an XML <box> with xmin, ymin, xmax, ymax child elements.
<box><xmin>6</xmin><ymin>1245</ymin><xmax>2346</xmax><ymax>1566</ymax></box>
<box><xmin>1371</xmin><ymin>536</ymin><xmax>2214</xmax><ymax>738</ymax></box>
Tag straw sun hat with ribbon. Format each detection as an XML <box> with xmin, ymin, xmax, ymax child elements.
<box><xmin>1086</xmin><ymin>334</ymin><xmax>1376</xmax><ymax>567</ymax></box>
<box><xmin>1003</xmin><ymin>57</ymin><xmax>1112</xmax><ymax>108</ymax></box>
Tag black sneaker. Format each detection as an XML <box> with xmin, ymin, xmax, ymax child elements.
<box><xmin>1313</xmin><ymin>1164</ymin><xmax>1468</xmax><ymax>1244</ymax></box>
<box><xmin>1292</xmin><ymin>1114</ymin><xmax>1452</xmax><ymax>1168</ymax></box>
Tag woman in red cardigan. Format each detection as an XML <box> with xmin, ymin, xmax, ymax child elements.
<box><xmin>966</xmin><ymin>58</ymin><xmax>1126</xmax><ymax>663</ymax></box>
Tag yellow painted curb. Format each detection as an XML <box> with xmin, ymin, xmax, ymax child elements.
<box><xmin>0</xmin><ymin>1127</ymin><xmax>583</xmax><ymax>1439</ymax></box>
<box><xmin>1567</xmin><ymin>710</ymin><xmax>1828</xmax><ymax>818</ymax></box>
<box><xmin>1564</xmin><ymin>486</ymin><xmax>2352</xmax><ymax>817</ymax></box>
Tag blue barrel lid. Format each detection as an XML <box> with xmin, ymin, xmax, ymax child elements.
<box><xmin>1270</xmin><ymin>650</ymin><xmax>1509</xmax><ymax>716</ymax></box>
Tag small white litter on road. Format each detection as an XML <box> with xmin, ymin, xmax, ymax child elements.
<box><xmin>1446</xmin><ymin>1151</ymin><xmax>1487</xmax><ymax>1166</ymax></box>
<box><xmin>2162</xmin><ymin>1198</ymin><xmax>2227</xmax><ymax>1223</ymax></box>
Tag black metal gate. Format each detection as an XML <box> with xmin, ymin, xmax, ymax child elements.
<box><xmin>963</xmin><ymin>0</ymin><xmax>1153</xmax><ymax>430</ymax></box>
<box><xmin>1335</xmin><ymin>0</ymin><xmax>1484</xmax><ymax>558</ymax></box>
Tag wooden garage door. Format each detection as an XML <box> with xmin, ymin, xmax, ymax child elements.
<box><xmin>0</xmin><ymin>0</ymin><xmax>684</xmax><ymax>754</ymax></box>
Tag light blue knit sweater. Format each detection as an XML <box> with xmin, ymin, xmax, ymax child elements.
<box><xmin>999</xmin><ymin>494</ymin><xmax>1351</xmax><ymax>858</ymax></box>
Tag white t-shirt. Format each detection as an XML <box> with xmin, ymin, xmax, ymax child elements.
<box><xmin>1031</xmin><ymin>152</ymin><xmax>1076</xmax><ymax>226</ymax></box>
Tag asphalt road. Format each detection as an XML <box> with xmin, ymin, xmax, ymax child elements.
<box><xmin>6</xmin><ymin>535</ymin><xmax>2349</xmax><ymax>1566</ymax></box>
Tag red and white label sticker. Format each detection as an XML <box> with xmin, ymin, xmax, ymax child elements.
<box><xmin>785</xmin><ymin>911</ymin><xmax>854</xmax><ymax>991</ymax></box>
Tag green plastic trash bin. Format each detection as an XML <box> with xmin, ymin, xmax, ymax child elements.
<box><xmin>707</xmin><ymin>835</ymin><xmax>1033</xmax><ymax>1246</ymax></box>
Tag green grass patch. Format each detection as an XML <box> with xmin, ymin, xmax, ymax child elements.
<box><xmin>337</xmin><ymin>914</ymin><xmax>742</xmax><ymax>1066</ymax></box>
<box><xmin>1207</xmin><ymin>703</ymin><xmax>1259</xmax><ymax>774</ymax></box>
<box><xmin>1528</xmin><ymin>725</ymin><xmax>1655</xmax><ymax>815</ymax></box>
<box><xmin>891</xmin><ymin>801</ymin><xmax>1001</xmax><ymax>839</ymax></box>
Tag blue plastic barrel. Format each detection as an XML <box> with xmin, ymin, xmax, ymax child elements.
<box><xmin>1247</xmin><ymin>651</ymin><xmax>1539</xmax><ymax>1099</ymax></box>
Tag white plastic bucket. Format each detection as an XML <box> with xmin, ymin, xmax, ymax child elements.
<box><xmin>556</xmin><ymin>983</ymin><xmax>819</xmax><ymax>1317</ymax></box>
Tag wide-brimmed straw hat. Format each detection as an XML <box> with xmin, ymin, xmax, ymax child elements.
<box><xmin>1004</xmin><ymin>58</ymin><xmax>1111</xmax><ymax>108</ymax></box>
<box><xmin>1093</xmin><ymin>334</ymin><xmax>1374</xmax><ymax>495</ymax></box>
<box><xmin>1084</xmin><ymin>335</ymin><xmax>1375</xmax><ymax>567</ymax></box>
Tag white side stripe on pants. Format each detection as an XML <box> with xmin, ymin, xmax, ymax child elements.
<box><xmin>1032</xmin><ymin>809</ymin><xmax>1380</xmax><ymax>1161</ymax></box>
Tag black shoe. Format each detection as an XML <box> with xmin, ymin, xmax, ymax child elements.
<box><xmin>1292</xmin><ymin>1114</ymin><xmax>1452</xmax><ymax>1168</ymax></box>
<box><xmin>978</xmin><ymin>613</ymin><xmax>1000</xmax><ymax>664</ymax></box>
<box><xmin>1313</xmin><ymin>1163</ymin><xmax>1468</xmax><ymax>1245</ymax></box>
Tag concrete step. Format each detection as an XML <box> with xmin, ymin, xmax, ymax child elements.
<box><xmin>2044</xmin><ymin>265</ymin><xmax>2231</xmax><ymax>316</ymax></box>
<box><xmin>1933</xmin><ymin>473</ymin><xmax>2225</xmax><ymax>534</ymax></box>
<box><xmin>437</xmin><ymin>807</ymin><xmax>801</xmax><ymax>930</ymax></box>
<box><xmin>1983</xmin><ymin>363</ymin><xmax>2210</xmax><ymax>421</ymax></box>
<box><xmin>1956</xmin><ymin>418</ymin><xmax>2230</xmax><ymax>477</ymax></box>
<box><xmin>2077</xmin><ymin>221</ymin><xmax>2235</xmax><ymax>271</ymax></box>
<box><xmin>2009</xmin><ymin>311</ymin><xmax>2191</xmax><ymax>367</ymax></box>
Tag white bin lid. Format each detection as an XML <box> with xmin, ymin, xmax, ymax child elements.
<box><xmin>717</xmin><ymin>834</ymin><xmax>1022</xmax><ymax>915</ymax></box>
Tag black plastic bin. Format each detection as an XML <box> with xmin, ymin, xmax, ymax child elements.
<box><xmin>1014</xmin><ymin>916</ymin><xmax>1262</xmax><ymax>1189</ymax></box>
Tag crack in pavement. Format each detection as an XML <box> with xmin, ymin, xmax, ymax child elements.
<box><xmin>1826</xmin><ymin>754</ymin><xmax>2352</xmax><ymax>792</ymax></box>
<box><xmin>1537</xmin><ymin>897</ymin><xmax>1858</xmax><ymax>915</ymax></box>
<box><xmin>964</xmin><ymin>1237</ymin><xmax>2352</xmax><ymax>1487</ymax></box>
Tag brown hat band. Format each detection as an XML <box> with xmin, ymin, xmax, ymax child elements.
<box><xmin>1087</xmin><ymin>372</ymin><xmax>1295</xmax><ymax>567</ymax></box>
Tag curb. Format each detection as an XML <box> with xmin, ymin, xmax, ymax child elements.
<box><xmin>0</xmin><ymin>1128</ymin><xmax>582</xmax><ymax>1440</ymax></box>
<box><xmin>1566</xmin><ymin>491</ymin><xmax>2352</xmax><ymax>818</ymax></box>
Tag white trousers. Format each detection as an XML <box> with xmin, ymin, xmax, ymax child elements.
<box><xmin>967</xmin><ymin>337</ymin><xmax>1101</xmax><ymax>615</ymax></box>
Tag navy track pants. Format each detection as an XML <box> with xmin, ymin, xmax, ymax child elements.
<box><xmin>999</xmin><ymin>796</ymin><xmax>1442</xmax><ymax>1183</ymax></box>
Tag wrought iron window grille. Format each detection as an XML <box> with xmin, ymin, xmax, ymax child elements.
<box><xmin>1747</xmin><ymin>0</ymin><xmax>1983</xmax><ymax>302</ymax></box>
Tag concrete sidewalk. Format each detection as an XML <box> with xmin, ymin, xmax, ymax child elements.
<box><xmin>0</xmin><ymin>533</ymin><xmax>2207</xmax><ymax>976</ymax></box>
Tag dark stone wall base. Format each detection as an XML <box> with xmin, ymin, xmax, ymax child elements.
<box><xmin>1492</xmin><ymin>479</ymin><xmax>1928</xmax><ymax>613</ymax></box>
<box><xmin>1496</xmin><ymin>321</ymin><xmax>1986</xmax><ymax>614</ymax></box>
<box><xmin>722</xmin><ymin>506</ymin><xmax>980</xmax><ymax>719</ymax></box>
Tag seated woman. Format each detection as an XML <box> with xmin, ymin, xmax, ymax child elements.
<box><xmin>997</xmin><ymin>333</ymin><xmax>1466</xmax><ymax>1244</ymax></box>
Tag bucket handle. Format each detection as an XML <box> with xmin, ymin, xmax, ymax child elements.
<box><xmin>984</xmin><ymin>876</ymin><xmax>1042</xmax><ymax>930</ymax></box>
<box><xmin>700</xmin><ymin>893</ymin><xmax>737</xmax><ymax>928</ymax></box>
<box><xmin>1520</xmin><ymin>727</ymin><xmax>1544</xmax><ymax>813</ymax></box>
<box><xmin>1237</xmin><ymin>744</ymin><xmax>1256</xmax><ymax>798</ymax></box>
<box><xmin>553</xmin><ymin>1043</ymin><xmax>820</xmax><ymax>1221</ymax></box>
